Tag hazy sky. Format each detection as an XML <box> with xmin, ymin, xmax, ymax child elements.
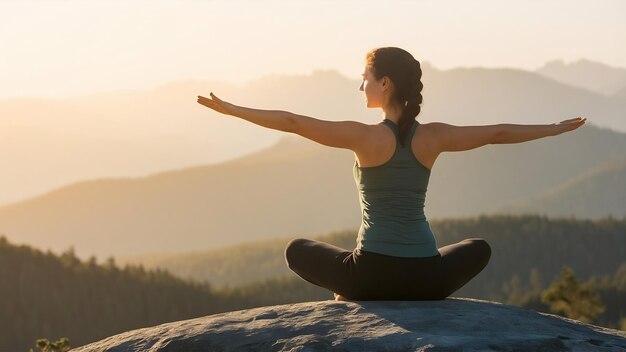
<box><xmin>1</xmin><ymin>0</ymin><xmax>624</xmax><ymax>99</ymax></box>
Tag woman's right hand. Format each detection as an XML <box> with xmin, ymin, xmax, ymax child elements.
<box><xmin>554</xmin><ymin>116</ymin><xmax>587</xmax><ymax>134</ymax></box>
<box><xmin>197</xmin><ymin>92</ymin><xmax>236</xmax><ymax>116</ymax></box>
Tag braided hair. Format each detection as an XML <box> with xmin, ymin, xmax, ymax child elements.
<box><xmin>365</xmin><ymin>47</ymin><xmax>424</xmax><ymax>147</ymax></box>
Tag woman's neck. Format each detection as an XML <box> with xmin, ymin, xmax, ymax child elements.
<box><xmin>383</xmin><ymin>104</ymin><xmax>403</xmax><ymax>124</ymax></box>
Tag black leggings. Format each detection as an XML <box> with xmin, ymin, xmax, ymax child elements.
<box><xmin>284</xmin><ymin>238</ymin><xmax>491</xmax><ymax>300</ymax></box>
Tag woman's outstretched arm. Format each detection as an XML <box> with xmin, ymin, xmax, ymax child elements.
<box><xmin>197</xmin><ymin>93</ymin><xmax>296</xmax><ymax>132</ymax></box>
<box><xmin>432</xmin><ymin>116</ymin><xmax>587</xmax><ymax>153</ymax></box>
<box><xmin>197</xmin><ymin>92</ymin><xmax>370</xmax><ymax>151</ymax></box>
<box><xmin>494</xmin><ymin>117</ymin><xmax>587</xmax><ymax>144</ymax></box>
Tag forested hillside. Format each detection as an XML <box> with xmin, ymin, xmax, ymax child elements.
<box><xmin>0</xmin><ymin>237</ymin><xmax>222</xmax><ymax>352</ymax></box>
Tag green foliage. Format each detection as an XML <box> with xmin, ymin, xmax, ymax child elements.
<box><xmin>27</xmin><ymin>337</ymin><xmax>70</xmax><ymax>352</ymax></box>
<box><xmin>0</xmin><ymin>236</ymin><xmax>218</xmax><ymax>351</ymax></box>
<box><xmin>541</xmin><ymin>266</ymin><xmax>605</xmax><ymax>324</ymax></box>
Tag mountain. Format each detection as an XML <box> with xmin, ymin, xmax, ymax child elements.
<box><xmin>2</xmin><ymin>62</ymin><xmax>626</xmax><ymax>205</ymax></box>
<box><xmin>1</xmin><ymin>122</ymin><xmax>625</xmax><ymax>260</ymax></box>
<box><xmin>0</xmin><ymin>80</ymin><xmax>284</xmax><ymax>206</ymax></box>
<box><xmin>495</xmin><ymin>158</ymin><xmax>626</xmax><ymax>218</ymax></box>
<box><xmin>0</xmin><ymin>136</ymin><xmax>358</xmax><ymax>259</ymax></box>
<box><xmin>534</xmin><ymin>59</ymin><xmax>626</xmax><ymax>96</ymax></box>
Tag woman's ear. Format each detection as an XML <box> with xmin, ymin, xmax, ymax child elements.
<box><xmin>382</xmin><ymin>76</ymin><xmax>389</xmax><ymax>88</ymax></box>
<box><xmin>382</xmin><ymin>76</ymin><xmax>394</xmax><ymax>94</ymax></box>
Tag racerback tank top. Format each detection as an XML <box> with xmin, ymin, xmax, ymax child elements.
<box><xmin>353</xmin><ymin>118</ymin><xmax>440</xmax><ymax>258</ymax></box>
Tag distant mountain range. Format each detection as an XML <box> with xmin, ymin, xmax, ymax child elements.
<box><xmin>534</xmin><ymin>59</ymin><xmax>626</xmax><ymax>96</ymax></box>
<box><xmin>0</xmin><ymin>118</ymin><xmax>624</xmax><ymax>260</ymax></box>
<box><xmin>495</xmin><ymin>158</ymin><xmax>626</xmax><ymax>217</ymax></box>
<box><xmin>1</xmin><ymin>59</ymin><xmax>625</xmax><ymax>205</ymax></box>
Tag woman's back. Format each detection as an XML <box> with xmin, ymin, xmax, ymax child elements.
<box><xmin>354</xmin><ymin>120</ymin><xmax>439</xmax><ymax>171</ymax></box>
<box><xmin>353</xmin><ymin>118</ymin><xmax>440</xmax><ymax>258</ymax></box>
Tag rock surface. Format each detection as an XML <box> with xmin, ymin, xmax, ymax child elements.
<box><xmin>70</xmin><ymin>297</ymin><xmax>626</xmax><ymax>352</ymax></box>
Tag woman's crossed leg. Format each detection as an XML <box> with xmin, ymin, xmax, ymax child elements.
<box><xmin>284</xmin><ymin>237</ymin><xmax>491</xmax><ymax>300</ymax></box>
<box><xmin>436</xmin><ymin>238</ymin><xmax>492</xmax><ymax>298</ymax></box>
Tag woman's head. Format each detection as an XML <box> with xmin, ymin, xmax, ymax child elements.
<box><xmin>359</xmin><ymin>47</ymin><xmax>423</xmax><ymax>146</ymax></box>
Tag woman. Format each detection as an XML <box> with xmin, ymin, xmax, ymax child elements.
<box><xmin>197</xmin><ymin>47</ymin><xmax>587</xmax><ymax>301</ymax></box>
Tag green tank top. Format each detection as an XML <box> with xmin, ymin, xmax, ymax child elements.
<box><xmin>353</xmin><ymin>118</ymin><xmax>440</xmax><ymax>258</ymax></box>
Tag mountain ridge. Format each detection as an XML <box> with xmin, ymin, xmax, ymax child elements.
<box><xmin>2</xmin><ymin>59</ymin><xmax>625</xmax><ymax>205</ymax></box>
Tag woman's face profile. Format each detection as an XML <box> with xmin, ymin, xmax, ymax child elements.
<box><xmin>360</xmin><ymin>65</ymin><xmax>385</xmax><ymax>108</ymax></box>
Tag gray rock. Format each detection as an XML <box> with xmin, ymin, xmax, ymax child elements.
<box><xmin>70</xmin><ymin>298</ymin><xmax>626</xmax><ymax>352</ymax></box>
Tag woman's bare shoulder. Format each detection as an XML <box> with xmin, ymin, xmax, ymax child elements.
<box><xmin>415</xmin><ymin>121</ymin><xmax>440</xmax><ymax>139</ymax></box>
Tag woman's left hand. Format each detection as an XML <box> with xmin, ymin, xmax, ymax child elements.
<box><xmin>197</xmin><ymin>92</ymin><xmax>235</xmax><ymax>115</ymax></box>
<box><xmin>553</xmin><ymin>116</ymin><xmax>587</xmax><ymax>134</ymax></box>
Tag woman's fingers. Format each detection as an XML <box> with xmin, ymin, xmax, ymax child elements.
<box><xmin>197</xmin><ymin>95</ymin><xmax>216</xmax><ymax>105</ymax></box>
<box><xmin>197</xmin><ymin>93</ymin><xmax>233</xmax><ymax>115</ymax></box>
<box><xmin>558</xmin><ymin>116</ymin><xmax>587</xmax><ymax>125</ymax></box>
<box><xmin>554</xmin><ymin>116</ymin><xmax>587</xmax><ymax>135</ymax></box>
<box><xmin>197</xmin><ymin>96</ymin><xmax>211</xmax><ymax>105</ymax></box>
<box><xmin>197</xmin><ymin>93</ymin><xmax>221</xmax><ymax>103</ymax></box>
<box><xmin>197</xmin><ymin>95</ymin><xmax>219</xmax><ymax>110</ymax></box>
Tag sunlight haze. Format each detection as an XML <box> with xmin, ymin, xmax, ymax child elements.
<box><xmin>0</xmin><ymin>0</ymin><xmax>624</xmax><ymax>223</ymax></box>
<box><xmin>0</xmin><ymin>0</ymin><xmax>624</xmax><ymax>98</ymax></box>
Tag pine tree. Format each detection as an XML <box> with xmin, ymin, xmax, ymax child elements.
<box><xmin>541</xmin><ymin>265</ymin><xmax>605</xmax><ymax>324</ymax></box>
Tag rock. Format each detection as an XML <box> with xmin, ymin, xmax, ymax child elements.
<box><xmin>70</xmin><ymin>297</ymin><xmax>625</xmax><ymax>351</ymax></box>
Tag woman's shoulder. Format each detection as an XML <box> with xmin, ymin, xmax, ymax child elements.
<box><xmin>415</xmin><ymin>121</ymin><xmax>445</xmax><ymax>145</ymax></box>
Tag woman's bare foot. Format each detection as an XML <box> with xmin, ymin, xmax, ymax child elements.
<box><xmin>334</xmin><ymin>293</ymin><xmax>350</xmax><ymax>301</ymax></box>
